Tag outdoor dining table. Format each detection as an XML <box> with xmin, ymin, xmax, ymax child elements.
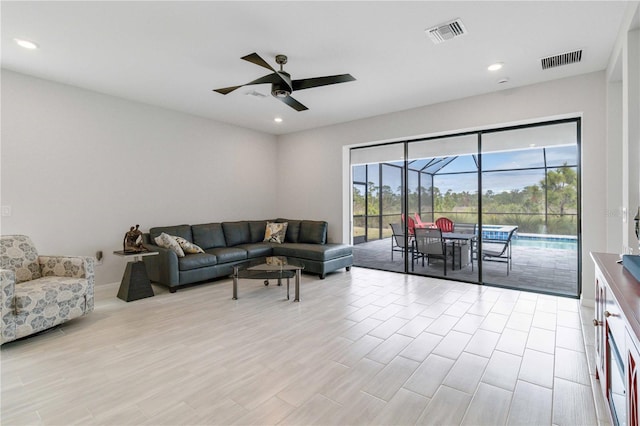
<box><xmin>442</xmin><ymin>232</ymin><xmax>477</xmax><ymax>270</ymax></box>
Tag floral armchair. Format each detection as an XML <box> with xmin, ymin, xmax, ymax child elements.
<box><xmin>1</xmin><ymin>235</ymin><xmax>95</xmax><ymax>345</ymax></box>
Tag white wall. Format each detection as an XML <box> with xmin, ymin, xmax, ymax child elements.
<box><xmin>1</xmin><ymin>70</ymin><xmax>278</xmax><ymax>285</ymax></box>
<box><xmin>621</xmin><ymin>29</ymin><xmax>640</xmax><ymax>252</ymax></box>
<box><xmin>606</xmin><ymin>79</ymin><xmax>623</xmax><ymax>253</ymax></box>
<box><xmin>277</xmin><ymin>71</ymin><xmax>608</xmax><ymax>304</ymax></box>
<box><xmin>605</xmin><ymin>3</ymin><xmax>640</xmax><ymax>256</ymax></box>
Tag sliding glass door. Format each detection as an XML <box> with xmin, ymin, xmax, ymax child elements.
<box><xmin>406</xmin><ymin>134</ymin><xmax>480</xmax><ymax>283</ymax></box>
<box><xmin>351</xmin><ymin>143</ymin><xmax>406</xmax><ymax>273</ymax></box>
<box><xmin>350</xmin><ymin>118</ymin><xmax>580</xmax><ymax>297</ymax></box>
<box><xmin>480</xmin><ymin>122</ymin><xmax>579</xmax><ymax>295</ymax></box>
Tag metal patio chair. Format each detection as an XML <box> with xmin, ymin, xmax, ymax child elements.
<box><xmin>481</xmin><ymin>227</ymin><xmax>517</xmax><ymax>275</ymax></box>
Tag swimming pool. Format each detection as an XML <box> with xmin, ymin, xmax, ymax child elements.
<box><xmin>511</xmin><ymin>234</ymin><xmax>578</xmax><ymax>250</ymax></box>
<box><xmin>481</xmin><ymin>225</ymin><xmax>518</xmax><ymax>241</ymax></box>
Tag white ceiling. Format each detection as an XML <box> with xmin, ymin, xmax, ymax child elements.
<box><xmin>1</xmin><ymin>1</ymin><xmax>631</xmax><ymax>135</ymax></box>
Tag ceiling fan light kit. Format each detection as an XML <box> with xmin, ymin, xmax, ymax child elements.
<box><xmin>214</xmin><ymin>52</ymin><xmax>356</xmax><ymax>111</ymax></box>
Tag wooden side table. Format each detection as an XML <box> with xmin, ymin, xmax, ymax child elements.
<box><xmin>113</xmin><ymin>250</ymin><xmax>158</xmax><ymax>302</ymax></box>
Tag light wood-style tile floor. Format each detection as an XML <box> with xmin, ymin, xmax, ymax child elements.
<box><xmin>1</xmin><ymin>267</ymin><xmax>608</xmax><ymax>425</ymax></box>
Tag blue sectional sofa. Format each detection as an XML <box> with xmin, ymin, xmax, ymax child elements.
<box><xmin>142</xmin><ymin>219</ymin><xmax>353</xmax><ymax>292</ymax></box>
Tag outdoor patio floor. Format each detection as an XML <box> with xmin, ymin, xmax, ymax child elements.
<box><xmin>352</xmin><ymin>238</ymin><xmax>578</xmax><ymax>297</ymax></box>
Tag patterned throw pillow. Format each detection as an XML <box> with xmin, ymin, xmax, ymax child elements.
<box><xmin>264</xmin><ymin>222</ymin><xmax>288</xmax><ymax>244</ymax></box>
<box><xmin>154</xmin><ymin>233</ymin><xmax>185</xmax><ymax>257</ymax></box>
<box><xmin>266</xmin><ymin>256</ymin><xmax>287</xmax><ymax>266</ymax></box>
<box><xmin>174</xmin><ymin>236</ymin><xmax>205</xmax><ymax>254</ymax></box>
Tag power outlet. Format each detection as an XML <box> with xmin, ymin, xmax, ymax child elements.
<box><xmin>1</xmin><ymin>206</ymin><xmax>11</xmax><ymax>217</ymax></box>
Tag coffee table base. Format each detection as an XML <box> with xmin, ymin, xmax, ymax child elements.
<box><xmin>233</xmin><ymin>269</ymin><xmax>301</xmax><ymax>302</ymax></box>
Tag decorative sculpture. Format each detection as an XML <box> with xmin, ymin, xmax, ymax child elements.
<box><xmin>123</xmin><ymin>224</ymin><xmax>147</xmax><ymax>253</ymax></box>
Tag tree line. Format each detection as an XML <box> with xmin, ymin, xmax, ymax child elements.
<box><xmin>353</xmin><ymin>165</ymin><xmax>577</xmax><ymax>235</ymax></box>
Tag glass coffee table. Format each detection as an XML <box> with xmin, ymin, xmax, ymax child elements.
<box><xmin>232</xmin><ymin>256</ymin><xmax>305</xmax><ymax>302</ymax></box>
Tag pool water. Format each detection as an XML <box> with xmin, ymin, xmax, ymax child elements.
<box><xmin>511</xmin><ymin>237</ymin><xmax>577</xmax><ymax>250</ymax></box>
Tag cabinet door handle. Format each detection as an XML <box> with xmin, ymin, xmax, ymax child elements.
<box><xmin>593</xmin><ymin>319</ymin><xmax>602</xmax><ymax>326</ymax></box>
<box><xmin>605</xmin><ymin>311</ymin><xmax>616</xmax><ymax>318</ymax></box>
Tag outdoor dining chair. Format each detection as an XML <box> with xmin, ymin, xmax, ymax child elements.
<box><xmin>413</xmin><ymin>227</ymin><xmax>455</xmax><ymax>276</ymax></box>
<box><xmin>435</xmin><ymin>217</ymin><xmax>454</xmax><ymax>232</ymax></box>
<box><xmin>390</xmin><ymin>223</ymin><xmax>413</xmax><ymax>261</ymax></box>
<box><xmin>414</xmin><ymin>213</ymin><xmax>436</xmax><ymax>229</ymax></box>
<box><xmin>401</xmin><ymin>214</ymin><xmax>417</xmax><ymax>237</ymax></box>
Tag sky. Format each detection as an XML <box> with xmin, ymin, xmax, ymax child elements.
<box><xmin>355</xmin><ymin>145</ymin><xmax>577</xmax><ymax>194</ymax></box>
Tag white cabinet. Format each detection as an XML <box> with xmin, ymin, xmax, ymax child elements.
<box><xmin>594</xmin><ymin>272</ymin><xmax>607</xmax><ymax>396</ymax></box>
<box><xmin>627</xmin><ymin>330</ymin><xmax>640</xmax><ymax>426</ymax></box>
<box><xmin>592</xmin><ymin>252</ymin><xmax>640</xmax><ymax>426</ymax></box>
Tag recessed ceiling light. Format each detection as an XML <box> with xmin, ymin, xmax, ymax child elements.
<box><xmin>14</xmin><ymin>38</ymin><xmax>39</xmax><ymax>50</ymax></box>
<box><xmin>274</xmin><ymin>117</ymin><xmax>283</xmax><ymax>123</ymax></box>
<box><xmin>488</xmin><ymin>62</ymin><xmax>503</xmax><ymax>71</ymax></box>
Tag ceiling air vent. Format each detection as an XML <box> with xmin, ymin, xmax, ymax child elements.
<box><xmin>426</xmin><ymin>19</ymin><xmax>467</xmax><ymax>44</ymax></box>
<box><xmin>541</xmin><ymin>49</ymin><xmax>583</xmax><ymax>70</ymax></box>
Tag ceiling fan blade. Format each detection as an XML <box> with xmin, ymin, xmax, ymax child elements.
<box><xmin>213</xmin><ymin>86</ymin><xmax>243</xmax><ymax>95</ymax></box>
<box><xmin>213</xmin><ymin>73</ymin><xmax>280</xmax><ymax>95</ymax></box>
<box><xmin>241</xmin><ymin>52</ymin><xmax>277</xmax><ymax>72</ymax></box>
<box><xmin>292</xmin><ymin>74</ymin><xmax>356</xmax><ymax>91</ymax></box>
<box><xmin>278</xmin><ymin>95</ymin><xmax>308</xmax><ymax>111</ymax></box>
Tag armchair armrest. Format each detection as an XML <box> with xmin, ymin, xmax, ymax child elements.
<box><xmin>1</xmin><ymin>268</ymin><xmax>17</xmax><ymax>344</ymax></box>
<box><xmin>1</xmin><ymin>268</ymin><xmax>16</xmax><ymax>311</ymax></box>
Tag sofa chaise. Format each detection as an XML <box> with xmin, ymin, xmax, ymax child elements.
<box><xmin>142</xmin><ymin>219</ymin><xmax>353</xmax><ymax>292</ymax></box>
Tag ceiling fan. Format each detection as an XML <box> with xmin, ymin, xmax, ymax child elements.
<box><xmin>213</xmin><ymin>52</ymin><xmax>356</xmax><ymax>111</ymax></box>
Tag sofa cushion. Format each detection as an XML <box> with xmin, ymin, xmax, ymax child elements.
<box><xmin>222</xmin><ymin>222</ymin><xmax>251</xmax><ymax>247</ymax></box>
<box><xmin>178</xmin><ymin>253</ymin><xmax>217</xmax><ymax>271</ymax></box>
<box><xmin>192</xmin><ymin>223</ymin><xmax>227</xmax><ymax>249</ymax></box>
<box><xmin>236</xmin><ymin>243</ymin><xmax>273</xmax><ymax>258</ymax></box>
<box><xmin>272</xmin><ymin>243</ymin><xmax>352</xmax><ymax>262</ymax></box>
<box><xmin>205</xmin><ymin>247</ymin><xmax>247</xmax><ymax>263</ymax></box>
<box><xmin>14</xmin><ymin>276</ymin><xmax>89</xmax><ymax>313</ymax></box>
<box><xmin>149</xmin><ymin>225</ymin><xmax>192</xmax><ymax>243</ymax></box>
<box><xmin>299</xmin><ymin>221</ymin><xmax>328</xmax><ymax>244</ymax></box>
<box><xmin>276</xmin><ymin>218</ymin><xmax>301</xmax><ymax>243</ymax></box>
<box><xmin>248</xmin><ymin>221</ymin><xmax>268</xmax><ymax>243</ymax></box>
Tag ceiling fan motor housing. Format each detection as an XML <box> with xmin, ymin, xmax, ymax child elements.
<box><xmin>272</xmin><ymin>70</ymin><xmax>292</xmax><ymax>98</ymax></box>
<box><xmin>272</xmin><ymin>88</ymin><xmax>291</xmax><ymax>98</ymax></box>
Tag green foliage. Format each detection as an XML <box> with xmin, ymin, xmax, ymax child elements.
<box><xmin>353</xmin><ymin>163</ymin><xmax>578</xmax><ymax>238</ymax></box>
<box><xmin>482</xmin><ymin>213</ymin><xmax>545</xmax><ymax>233</ymax></box>
<box><xmin>547</xmin><ymin>215</ymin><xmax>577</xmax><ymax>234</ymax></box>
<box><xmin>543</xmin><ymin>166</ymin><xmax>577</xmax><ymax>215</ymax></box>
<box><xmin>352</xmin><ymin>185</ymin><xmax>365</xmax><ymax>215</ymax></box>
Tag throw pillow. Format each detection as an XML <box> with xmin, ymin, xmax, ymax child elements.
<box><xmin>154</xmin><ymin>233</ymin><xmax>185</xmax><ymax>257</ymax></box>
<box><xmin>266</xmin><ymin>256</ymin><xmax>287</xmax><ymax>266</ymax></box>
<box><xmin>264</xmin><ymin>222</ymin><xmax>288</xmax><ymax>244</ymax></box>
<box><xmin>174</xmin><ymin>236</ymin><xmax>205</xmax><ymax>254</ymax></box>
